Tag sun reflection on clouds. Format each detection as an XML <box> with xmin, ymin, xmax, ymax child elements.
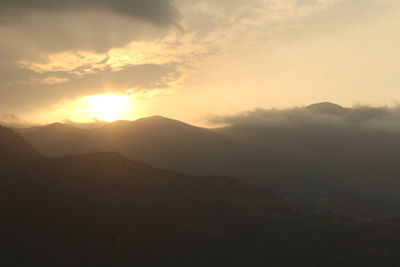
<box><xmin>15</xmin><ymin>0</ymin><xmax>354</xmax><ymax>82</ymax></box>
<box><xmin>18</xmin><ymin>51</ymin><xmax>108</xmax><ymax>73</ymax></box>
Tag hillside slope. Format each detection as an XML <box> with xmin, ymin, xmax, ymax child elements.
<box><xmin>0</xmin><ymin>125</ymin><xmax>39</xmax><ymax>155</ymax></box>
<box><xmin>0</xmin><ymin>152</ymin><xmax>323</xmax><ymax>267</ymax></box>
<box><xmin>1</xmin><ymin>130</ymin><xmax>400</xmax><ymax>266</ymax></box>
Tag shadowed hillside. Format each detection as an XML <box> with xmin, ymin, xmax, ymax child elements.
<box><xmin>2</xmin><ymin>127</ymin><xmax>400</xmax><ymax>266</ymax></box>
<box><xmin>0</xmin><ymin>152</ymin><xmax>297</xmax><ymax>266</ymax></box>
<box><xmin>0</xmin><ymin>126</ymin><xmax>38</xmax><ymax>155</ymax></box>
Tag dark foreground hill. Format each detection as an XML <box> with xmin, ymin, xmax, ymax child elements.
<box><xmin>0</xmin><ymin>152</ymin><xmax>319</xmax><ymax>267</ymax></box>
<box><xmin>2</xmin><ymin>152</ymin><xmax>400</xmax><ymax>266</ymax></box>
<box><xmin>1</xmin><ymin>128</ymin><xmax>400</xmax><ymax>266</ymax></box>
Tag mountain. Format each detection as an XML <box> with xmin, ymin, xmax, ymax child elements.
<box><xmin>307</xmin><ymin>102</ymin><xmax>387</xmax><ymax>121</ymax></box>
<box><xmin>307</xmin><ymin>102</ymin><xmax>348</xmax><ymax>115</ymax></box>
<box><xmin>0</xmin><ymin>127</ymin><xmax>304</xmax><ymax>266</ymax></box>
<box><xmin>17</xmin><ymin>111</ymin><xmax>400</xmax><ymax>220</ymax></box>
<box><xmin>2</xmin><ymin>128</ymin><xmax>400</xmax><ymax>266</ymax></box>
<box><xmin>0</xmin><ymin>150</ymin><xmax>292</xmax><ymax>266</ymax></box>
<box><xmin>19</xmin><ymin>116</ymin><xmax>265</xmax><ymax>175</ymax></box>
<box><xmin>0</xmin><ymin>125</ymin><xmax>38</xmax><ymax>155</ymax></box>
<box><xmin>0</xmin><ymin>152</ymin><xmax>341</xmax><ymax>267</ymax></box>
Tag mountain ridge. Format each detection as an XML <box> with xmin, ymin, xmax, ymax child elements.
<box><xmin>0</xmin><ymin>125</ymin><xmax>39</xmax><ymax>155</ymax></box>
<box><xmin>1</xmin><ymin>125</ymin><xmax>400</xmax><ymax>266</ymax></box>
<box><xmin>14</xmin><ymin>103</ymin><xmax>400</xmax><ymax>220</ymax></box>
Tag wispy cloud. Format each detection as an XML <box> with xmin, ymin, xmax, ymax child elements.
<box><xmin>0</xmin><ymin>113</ymin><xmax>33</xmax><ymax>128</ymax></box>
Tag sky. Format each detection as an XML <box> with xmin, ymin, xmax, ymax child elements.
<box><xmin>0</xmin><ymin>0</ymin><xmax>400</xmax><ymax>126</ymax></box>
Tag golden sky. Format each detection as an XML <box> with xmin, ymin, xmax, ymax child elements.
<box><xmin>0</xmin><ymin>0</ymin><xmax>400</xmax><ymax>126</ymax></box>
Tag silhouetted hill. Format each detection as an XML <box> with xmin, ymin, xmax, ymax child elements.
<box><xmin>307</xmin><ymin>102</ymin><xmax>388</xmax><ymax>121</ymax></box>
<box><xmin>0</xmin><ymin>125</ymin><xmax>38</xmax><ymax>155</ymax></box>
<box><xmin>1</xmin><ymin>132</ymin><xmax>400</xmax><ymax>266</ymax></box>
<box><xmin>0</xmin><ymin>152</ymin><xmax>331</xmax><ymax>266</ymax></box>
<box><xmin>307</xmin><ymin>102</ymin><xmax>348</xmax><ymax>115</ymax></box>
<box><xmin>21</xmin><ymin>116</ymin><xmax>262</xmax><ymax>174</ymax></box>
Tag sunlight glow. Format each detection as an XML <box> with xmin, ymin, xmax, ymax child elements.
<box><xmin>82</xmin><ymin>94</ymin><xmax>131</xmax><ymax>122</ymax></box>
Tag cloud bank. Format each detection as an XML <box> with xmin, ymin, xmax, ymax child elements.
<box><xmin>0</xmin><ymin>0</ymin><xmax>179</xmax><ymax>26</ymax></box>
<box><xmin>212</xmin><ymin>102</ymin><xmax>400</xmax><ymax>164</ymax></box>
<box><xmin>212</xmin><ymin>102</ymin><xmax>396</xmax><ymax>129</ymax></box>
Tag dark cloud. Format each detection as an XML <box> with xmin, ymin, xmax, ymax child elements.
<box><xmin>0</xmin><ymin>15</ymin><xmax>170</xmax><ymax>54</ymax></box>
<box><xmin>211</xmin><ymin>103</ymin><xmax>400</xmax><ymax>159</ymax></box>
<box><xmin>0</xmin><ymin>0</ymin><xmax>179</xmax><ymax>26</ymax></box>
<box><xmin>0</xmin><ymin>0</ymin><xmax>180</xmax><ymax>54</ymax></box>
<box><xmin>211</xmin><ymin>103</ymin><xmax>400</xmax><ymax>162</ymax></box>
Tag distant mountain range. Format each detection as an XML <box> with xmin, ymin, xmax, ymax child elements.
<box><xmin>15</xmin><ymin>103</ymin><xmax>400</xmax><ymax>220</ymax></box>
<box><xmin>2</xmin><ymin>124</ymin><xmax>400</xmax><ymax>266</ymax></box>
<box><xmin>18</xmin><ymin>116</ymin><xmax>258</xmax><ymax>173</ymax></box>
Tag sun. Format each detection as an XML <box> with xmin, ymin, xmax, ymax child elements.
<box><xmin>83</xmin><ymin>94</ymin><xmax>131</xmax><ymax>122</ymax></box>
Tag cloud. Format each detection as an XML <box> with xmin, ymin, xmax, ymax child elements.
<box><xmin>212</xmin><ymin>102</ymin><xmax>394</xmax><ymax>128</ymax></box>
<box><xmin>59</xmin><ymin>63</ymin><xmax>179</xmax><ymax>93</ymax></box>
<box><xmin>0</xmin><ymin>12</ymin><xmax>175</xmax><ymax>55</ymax></box>
<box><xmin>211</xmin><ymin>102</ymin><xmax>400</xmax><ymax>159</ymax></box>
<box><xmin>0</xmin><ymin>0</ymin><xmax>180</xmax><ymax>56</ymax></box>
<box><xmin>0</xmin><ymin>114</ymin><xmax>20</xmax><ymax>123</ymax></box>
<box><xmin>0</xmin><ymin>113</ymin><xmax>33</xmax><ymax>128</ymax></box>
<box><xmin>0</xmin><ymin>0</ymin><xmax>179</xmax><ymax>26</ymax></box>
<box><xmin>62</xmin><ymin>119</ymin><xmax>109</xmax><ymax>129</ymax></box>
<box><xmin>0</xmin><ymin>63</ymin><xmax>180</xmax><ymax>114</ymax></box>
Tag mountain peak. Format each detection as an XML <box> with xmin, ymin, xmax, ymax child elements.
<box><xmin>131</xmin><ymin>115</ymin><xmax>197</xmax><ymax>129</ymax></box>
<box><xmin>136</xmin><ymin>115</ymin><xmax>181</xmax><ymax>123</ymax></box>
<box><xmin>45</xmin><ymin>122</ymin><xmax>76</xmax><ymax>129</ymax></box>
<box><xmin>108</xmin><ymin>116</ymin><xmax>179</xmax><ymax>126</ymax></box>
<box><xmin>307</xmin><ymin>102</ymin><xmax>347</xmax><ymax>115</ymax></box>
